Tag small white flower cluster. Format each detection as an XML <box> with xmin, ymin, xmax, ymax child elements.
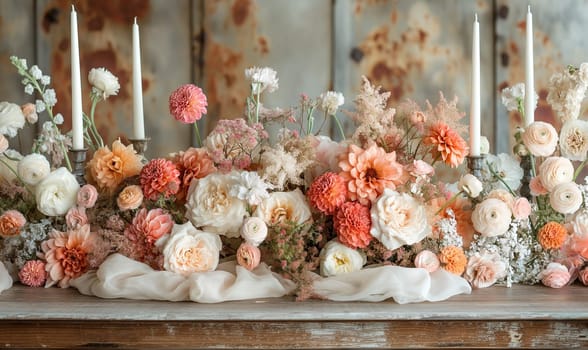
<box><xmin>318</xmin><ymin>91</ymin><xmax>344</xmax><ymax>115</ymax></box>
<box><xmin>15</xmin><ymin>59</ymin><xmax>56</xmax><ymax>112</ymax></box>
<box><xmin>245</xmin><ymin>66</ymin><xmax>279</xmax><ymax>94</ymax></box>
<box><xmin>436</xmin><ymin>209</ymin><xmax>464</xmax><ymax>248</ymax></box>
<box><xmin>501</xmin><ymin>83</ymin><xmax>538</xmax><ymax>113</ymax></box>
<box><xmin>546</xmin><ymin>63</ymin><xmax>588</xmax><ymax>123</ymax></box>
<box><xmin>33</xmin><ymin>119</ymin><xmax>71</xmax><ymax>166</ymax></box>
<box><xmin>0</xmin><ymin>219</ymin><xmax>51</xmax><ymax>270</ymax></box>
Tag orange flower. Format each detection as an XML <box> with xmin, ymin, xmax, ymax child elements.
<box><xmin>537</xmin><ymin>222</ymin><xmax>568</xmax><ymax>250</ymax></box>
<box><xmin>86</xmin><ymin>140</ymin><xmax>143</xmax><ymax>193</ymax></box>
<box><xmin>334</xmin><ymin>201</ymin><xmax>372</xmax><ymax>249</ymax></box>
<box><xmin>425</xmin><ymin>121</ymin><xmax>468</xmax><ymax>168</ymax></box>
<box><xmin>339</xmin><ymin>144</ymin><xmax>407</xmax><ymax>205</ymax></box>
<box><xmin>172</xmin><ymin>147</ymin><xmax>216</xmax><ymax>201</ymax></box>
<box><xmin>140</xmin><ymin>158</ymin><xmax>181</xmax><ymax>201</ymax></box>
<box><xmin>439</xmin><ymin>246</ymin><xmax>467</xmax><ymax>275</ymax></box>
<box><xmin>0</xmin><ymin>210</ymin><xmax>26</xmax><ymax>237</ymax></box>
<box><xmin>307</xmin><ymin>172</ymin><xmax>347</xmax><ymax>215</ymax></box>
<box><xmin>431</xmin><ymin>196</ymin><xmax>474</xmax><ymax>248</ymax></box>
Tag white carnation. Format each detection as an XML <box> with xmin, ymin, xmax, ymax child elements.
<box><xmin>485</xmin><ymin>153</ymin><xmax>524</xmax><ymax>191</ymax></box>
<box><xmin>229</xmin><ymin>171</ymin><xmax>272</xmax><ymax>206</ymax></box>
<box><xmin>245</xmin><ymin>66</ymin><xmax>279</xmax><ymax>94</ymax></box>
<box><xmin>501</xmin><ymin>83</ymin><xmax>525</xmax><ymax>112</ymax></box>
<box><xmin>318</xmin><ymin>91</ymin><xmax>345</xmax><ymax>115</ymax></box>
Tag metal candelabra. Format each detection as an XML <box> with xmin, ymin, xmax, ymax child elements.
<box><xmin>467</xmin><ymin>155</ymin><xmax>486</xmax><ymax>180</ymax></box>
<box><xmin>70</xmin><ymin>148</ymin><xmax>88</xmax><ymax>185</ymax></box>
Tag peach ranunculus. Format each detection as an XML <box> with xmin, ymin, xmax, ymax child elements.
<box><xmin>538</xmin><ymin>156</ymin><xmax>574</xmax><ymax>192</ymax></box>
<box><xmin>338</xmin><ymin>144</ymin><xmax>407</xmax><ymax>205</ymax></box>
<box><xmin>569</xmin><ymin>233</ymin><xmax>588</xmax><ymax>260</ymax></box>
<box><xmin>370</xmin><ymin>188</ymin><xmax>430</xmax><ymax>250</ymax></box>
<box><xmin>236</xmin><ymin>242</ymin><xmax>261</xmax><ymax>271</ymax></box>
<box><xmin>161</xmin><ymin>222</ymin><xmax>221</xmax><ymax>275</ymax></box>
<box><xmin>522</xmin><ymin>121</ymin><xmax>558</xmax><ymax>157</ymax></box>
<box><xmin>539</xmin><ymin>262</ymin><xmax>571</xmax><ymax>288</ymax></box>
<box><xmin>464</xmin><ymin>251</ymin><xmax>507</xmax><ymax>288</ymax></box>
<box><xmin>487</xmin><ymin>189</ymin><xmax>515</xmax><ymax>208</ymax></box>
<box><xmin>414</xmin><ymin>250</ymin><xmax>440</xmax><ymax>273</ymax></box>
<box><xmin>471</xmin><ymin>198</ymin><xmax>512</xmax><ymax>237</ymax></box>
<box><xmin>0</xmin><ymin>210</ymin><xmax>26</xmax><ymax>237</ymax></box>
<box><xmin>424</xmin><ymin>121</ymin><xmax>468</xmax><ymax>168</ymax></box>
<box><xmin>549</xmin><ymin>182</ymin><xmax>583</xmax><ymax>215</ymax></box>
<box><xmin>40</xmin><ymin>225</ymin><xmax>96</xmax><ymax>288</ymax></box>
<box><xmin>117</xmin><ymin>185</ymin><xmax>144</xmax><ymax>211</ymax></box>
<box><xmin>172</xmin><ymin>147</ymin><xmax>216</xmax><ymax>201</ymax></box>
<box><xmin>86</xmin><ymin>140</ymin><xmax>143</xmax><ymax>193</ymax></box>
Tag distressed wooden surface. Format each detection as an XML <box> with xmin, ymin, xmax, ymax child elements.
<box><xmin>0</xmin><ymin>285</ymin><xmax>587</xmax><ymax>349</ymax></box>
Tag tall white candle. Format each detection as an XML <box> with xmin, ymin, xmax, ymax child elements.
<box><xmin>132</xmin><ymin>17</ymin><xmax>145</xmax><ymax>139</ymax></box>
<box><xmin>70</xmin><ymin>5</ymin><xmax>83</xmax><ymax>150</ymax></box>
<box><xmin>470</xmin><ymin>13</ymin><xmax>481</xmax><ymax>157</ymax></box>
<box><xmin>524</xmin><ymin>5</ymin><xmax>535</xmax><ymax>126</ymax></box>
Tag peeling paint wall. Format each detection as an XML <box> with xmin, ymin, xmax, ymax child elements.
<box><xmin>1</xmin><ymin>0</ymin><xmax>587</xmax><ymax>156</ymax></box>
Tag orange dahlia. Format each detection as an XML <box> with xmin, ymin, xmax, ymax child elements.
<box><xmin>537</xmin><ymin>222</ymin><xmax>568</xmax><ymax>250</ymax></box>
<box><xmin>307</xmin><ymin>172</ymin><xmax>347</xmax><ymax>215</ymax></box>
<box><xmin>339</xmin><ymin>144</ymin><xmax>407</xmax><ymax>205</ymax></box>
<box><xmin>334</xmin><ymin>201</ymin><xmax>372</xmax><ymax>249</ymax></box>
<box><xmin>86</xmin><ymin>139</ymin><xmax>143</xmax><ymax>193</ymax></box>
<box><xmin>140</xmin><ymin>158</ymin><xmax>181</xmax><ymax>201</ymax></box>
<box><xmin>439</xmin><ymin>245</ymin><xmax>467</xmax><ymax>275</ymax></box>
<box><xmin>172</xmin><ymin>147</ymin><xmax>216</xmax><ymax>201</ymax></box>
<box><xmin>425</xmin><ymin>121</ymin><xmax>468</xmax><ymax>168</ymax></box>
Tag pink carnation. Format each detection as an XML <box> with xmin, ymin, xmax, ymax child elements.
<box><xmin>169</xmin><ymin>84</ymin><xmax>207</xmax><ymax>124</ymax></box>
<box><xmin>18</xmin><ymin>260</ymin><xmax>46</xmax><ymax>287</ymax></box>
<box><xmin>125</xmin><ymin>208</ymin><xmax>173</xmax><ymax>245</ymax></box>
<box><xmin>140</xmin><ymin>158</ymin><xmax>181</xmax><ymax>201</ymax></box>
<box><xmin>77</xmin><ymin>184</ymin><xmax>98</xmax><ymax>208</ymax></box>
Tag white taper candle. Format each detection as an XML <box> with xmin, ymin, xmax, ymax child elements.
<box><xmin>132</xmin><ymin>17</ymin><xmax>145</xmax><ymax>139</ymax></box>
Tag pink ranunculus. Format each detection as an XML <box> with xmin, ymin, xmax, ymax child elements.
<box><xmin>65</xmin><ymin>206</ymin><xmax>88</xmax><ymax>230</ymax></box>
<box><xmin>410</xmin><ymin>160</ymin><xmax>435</xmax><ymax>177</ymax></box>
<box><xmin>578</xmin><ymin>267</ymin><xmax>588</xmax><ymax>285</ymax></box>
<box><xmin>236</xmin><ymin>242</ymin><xmax>261</xmax><ymax>271</ymax></box>
<box><xmin>18</xmin><ymin>260</ymin><xmax>46</xmax><ymax>287</ymax></box>
<box><xmin>511</xmin><ymin>197</ymin><xmax>532</xmax><ymax>220</ymax></box>
<box><xmin>77</xmin><ymin>184</ymin><xmax>98</xmax><ymax>208</ymax></box>
<box><xmin>539</xmin><ymin>262</ymin><xmax>571</xmax><ymax>288</ymax></box>
<box><xmin>414</xmin><ymin>250</ymin><xmax>440</xmax><ymax>273</ymax></box>
<box><xmin>529</xmin><ymin>177</ymin><xmax>548</xmax><ymax>196</ymax></box>
<box><xmin>169</xmin><ymin>84</ymin><xmax>207</xmax><ymax>124</ymax></box>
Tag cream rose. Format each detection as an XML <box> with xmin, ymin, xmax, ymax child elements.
<box><xmin>35</xmin><ymin>167</ymin><xmax>80</xmax><ymax>216</ymax></box>
<box><xmin>522</xmin><ymin>121</ymin><xmax>558</xmax><ymax>157</ymax></box>
<box><xmin>17</xmin><ymin>153</ymin><xmax>50</xmax><ymax>186</ymax></box>
<box><xmin>254</xmin><ymin>189</ymin><xmax>311</xmax><ymax>226</ymax></box>
<box><xmin>414</xmin><ymin>250</ymin><xmax>440</xmax><ymax>273</ymax></box>
<box><xmin>88</xmin><ymin>67</ymin><xmax>120</xmax><ymax>99</ymax></box>
<box><xmin>549</xmin><ymin>182</ymin><xmax>583</xmax><ymax>215</ymax></box>
<box><xmin>538</xmin><ymin>156</ymin><xmax>574</xmax><ymax>192</ymax></box>
<box><xmin>0</xmin><ymin>102</ymin><xmax>25</xmax><ymax>137</ymax></box>
<box><xmin>319</xmin><ymin>239</ymin><xmax>366</xmax><ymax>277</ymax></box>
<box><xmin>370</xmin><ymin>188</ymin><xmax>430</xmax><ymax>250</ymax></box>
<box><xmin>117</xmin><ymin>185</ymin><xmax>144</xmax><ymax>211</ymax></box>
<box><xmin>458</xmin><ymin>174</ymin><xmax>483</xmax><ymax>198</ymax></box>
<box><xmin>464</xmin><ymin>251</ymin><xmax>506</xmax><ymax>288</ymax></box>
<box><xmin>559</xmin><ymin>119</ymin><xmax>588</xmax><ymax>161</ymax></box>
<box><xmin>161</xmin><ymin>222</ymin><xmax>222</xmax><ymax>275</ymax></box>
<box><xmin>186</xmin><ymin>172</ymin><xmax>248</xmax><ymax>237</ymax></box>
<box><xmin>240</xmin><ymin>217</ymin><xmax>268</xmax><ymax>246</ymax></box>
<box><xmin>471</xmin><ymin>198</ymin><xmax>512</xmax><ymax>237</ymax></box>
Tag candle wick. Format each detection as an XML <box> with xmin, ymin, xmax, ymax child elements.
<box><xmin>134</xmin><ymin>16</ymin><xmax>137</xmax><ymax>24</ymax></box>
<box><xmin>71</xmin><ymin>4</ymin><xmax>75</xmax><ymax>11</ymax></box>
<box><xmin>474</xmin><ymin>13</ymin><xmax>478</xmax><ymax>22</ymax></box>
<box><xmin>528</xmin><ymin>4</ymin><xmax>531</xmax><ymax>13</ymax></box>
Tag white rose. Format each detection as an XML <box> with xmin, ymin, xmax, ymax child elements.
<box><xmin>0</xmin><ymin>102</ymin><xmax>25</xmax><ymax>137</ymax></box>
<box><xmin>161</xmin><ymin>222</ymin><xmax>222</xmax><ymax>275</ymax></box>
<box><xmin>549</xmin><ymin>182</ymin><xmax>583</xmax><ymax>215</ymax></box>
<box><xmin>0</xmin><ymin>150</ymin><xmax>22</xmax><ymax>183</ymax></box>
<box><xmin>458</xmin><ymin>174</ymin><xmax>483</xmax><ymax>198</ymax></box>
<box><xmin>254</xmin><ymin>189</ymin><xmax>311</xmax><ymax>226</ymax></box>
<box><xmin>522</xmin><ymin>121</ymin><xmax>558</xmax><ymax>157</ymax></box>
<box><xmin>88</xmin><ymin>67</ymin><xmax>120</xmax><ymax>99</ymax></box>
<box><xmin>370</xmin><ymin>188</ymin><xmax>430</xmax><ymax>250</ymax></box>
<box><xmin>35</xmin><ymin>167</ymin><xmax>79</xmax><ymax>216</ymax></box>
<box><xmin>559</xmin><ymin>119</ymin><xmax>588</xmax><ymax>161</ymax></box>
<box><xmin>319</xmin><ymin>239</ymin><xmax>366</xmax><ymax>277</ymax></box>
<box><xmin>185</xmin><ymin>172</ymin><xmax>248</xmax><ymax>238</ymax></box>
<box><xmin>17</xmin><ymin>153</ymin><xmax>50</xmax><ymax>186</ymax></box>
<box><xmin>240</xmin><ymin>217</ymin><xmax>268</xmax><ymax>246</ymax></box>
<box><xmin>471</xmin><ymin>198</ymin><xmax>512</xmax><ymax>237</ymax></box>
<box><xmin>538</xmin><ymin>156</ymin><xmax>574</xmax><ymax>192</ymax></box>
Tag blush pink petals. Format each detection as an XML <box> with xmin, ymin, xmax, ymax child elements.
<box><xmin>236</xmin><ymin>242</ymin><xmax>261</xmax><ymax>271</ymax></box>
<box><xmin>125</xmin><ymin>208</ymin><xmax>174</xmax><ymax>245</ymax></box>
<box><xmin>77</xmin><ymin>184</ymin><xmax>98</xmax><ymax>208</ymax></box>
<box><xmin>169</xmin><ymin>84</ymin><xmax>207</xmax><ymax>124</ymax></box>
<box><xmin>18</xmin><ymin>260</ymin><xmax>46</xmax><ymax>287</ymax></box>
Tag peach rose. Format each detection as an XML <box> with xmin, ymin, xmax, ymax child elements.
<box><xmin>254</xmin><ymin>189</ymin><xmax>311</xmax><ymax>227</ymax></box>
<box><xmin>117</xmin><ymin>185</ymin><xmax>144</xmax><ymax>211</ymax></box>
<box><xmin>538</xmin><ymin>156</ymin><xmax>574</xmax><ymax>192</ymax></box>
<box><xmin>464</xmin><ymin>251</ymin><xmax>506</xmax><ymax>288</ymax></box>
<box><xmin>539</xmin><ymin>262</ymin><xmax>571</xmax><ymax>288</ymax></box>
<box><xmin>511</xmin><ymin>197</ymin><xmax>532</xmax><ymax>220</ymax></box>
<box><xmin>21</xmin><ymin>103</ymin><xmax>38</xmax><ymax>124</ymax></box>
<box><xmin>414</xmin><ymin>250</ymin><xmax>440</xmax><ymax>273</ymax></box>
<box><xmin>522</xmin><ymin>121</ymin><xmax>558</xmax><ymax>157</ymax></box>
<box><xmin>236</xmin><ymin>242</ymin><xmax>261</xmax><ymax>271</ymax></box>
<box><xmin>0</xmin><ymin>210</ymin><xmax>26</xmax><ymax>237</ymax></box>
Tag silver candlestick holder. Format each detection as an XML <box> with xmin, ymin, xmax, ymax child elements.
<box><xmin>129</xmin><ymin>138</ymin><xmax>150</xmax><ymax>159</ymax></box>
<box><xmin>520</xmin><ymin>154</ymin><xmax>533</xmax><ymax>199</ymax></box>
<box><xmin>70</xmin><ymin>148</ymin><xmax>88</xmax><ymax>185</ymax></box>
<box><xmin>467</xmin><ymin>155</ymin><xmax>486</xmax><ymax>180</ymax></box>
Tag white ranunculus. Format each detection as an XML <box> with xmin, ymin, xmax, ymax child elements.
<box><xmin>0</xmin><ymin>150</ymin><xmax>22</xmax><ymax>184</ymax></box>
<box><xmin>244</xmin><ymin>66</ymin><xmax>279</xmax><ymax>94</ymax></box>
<box><xmin>538</xmin><ymin>156</ymin><xmax>574</xmax><ymax>192</ymax></box>
<box><xmin>240</xmin><ymin>217</ymin><xmax>268</xmax><ymax>246</ymax></box>
<box><xmin>0</xmin><ymin>102</ymin><xmax>25</xmax><ymax>138</ymax></box>
<box><xmin>370</xmin><ymin>188</ymin><xmax>430</xmax><ymax>250</ymax></box>
<box><xmin>471</xmin><ymin>198</ymin><xmax>512</xmax><ymax>237</ymax></box>
<box><xmin>35</xmin><ymin>167</ymin><xmax>80</xmax><ymax>216</ymax></box>
<box><xmin>254</xmin><ymin>189</ymin><xmax>311</xmax><ymax>226</ymax></box>
<box><xmin>318</xmin><ymin>91</ymin><xmax>345</xmax><ymax>115</ymax></box>
<box><xmin>559</xmin><ymin>119</ymin><xmax>588</xmax><ymax>161</ymax></box>
<box><xmin>185</xmin><ymin>172</ymin><xmax>248</xmax><ymax>238</ymax></box>
<box><xmin>486</xmin><ymin>153</ymin><xmax>524</xmax><ymax>191</ymax></box>
<box><xmin>17</xmin><ymin>153</ymin><xmax>50</xmax><ymax>186</ymax></box>
<box><xmin>319</xmin><ymin>239</ymin><xmax>366</xmax><ymax>277</ymax></box>
<box><xmin>549</xmin><ymin>182</ymin><xmax>583</xmax><ymax>215</ymax></box>
<box><xmin>458</xmin><ymin>174</ymin><xmax>483</xmax><ymax>198</ymax></box>
<box><xmin>88</xmin><ymin>67</ymin><xmax>120</xmax><ymax>99</ymax></box>
<box><xmin>161</xmin><ymin>222</ymin><xmax>222</xmax><ymax>275</ymax></box>
<box><xmin>522</xmin><ymin>121</ymin><xmax>558</xmax><ymax>157</ymax></box>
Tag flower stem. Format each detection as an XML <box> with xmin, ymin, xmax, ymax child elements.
<box><xmin>255</xmin><ymin>89</ymin><xmax>261</xmax><ymax>124</ymax></box>
<box><xmin>435</xmin><ymin>191</ymin><xmax>463</xmax><ymax>216</ymax></box>
<box><xmin>573</xmin><ymin>158</ymin><xmax>588</xmax><ymax>181</ymax></box>
<box><xmin>333</xmin><ymin>114</ymin><xmax>346</xmax><ymax>140</ymax></box>
<box><xmin>193</xmin><ymin>122</ymin><xmax>202</xmax><ymax>148</ymax></box>
<box><xmin>89</xmin><ymin>97</ymin><xmax>104</xmax><ymax>148</ymax></box>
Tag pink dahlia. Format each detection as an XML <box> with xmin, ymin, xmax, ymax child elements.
<box><xmin>125</xmin><ymin>208</ymin><xmax>173</xmax><ymax>245</ymax></box>
<box><xmin>140</xmin><ymin>158</ymin><xmax>181</xmax><ymax>201</ymax></box>
<box><xmin>18</xmin><ymin>260</ymin><xmax>46</xmax><ymax>287</ymax></box>
<box><xmin>171</xmin><ymin>147</ymin><xmax>216</xmax><ymax>201</ymax></box>
<box><xmin>169</xmin><ymin>84</ymin><xmax>207</xmax><ymax>124</ymax></box>
<box><xmin>307</xmin><ymin>172</ymin><xmax>347</xmax><ymax>215</ymax></box>
<box><xmin>334</xmin><ymin>201</ymin><xmax>373</xmax><ymax>249</ymax></box>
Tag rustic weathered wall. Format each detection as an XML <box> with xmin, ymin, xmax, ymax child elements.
<box><xmin>1</xmin><ymin>0</ymin><xmax>587</xmax><ymax>157</ymax></box>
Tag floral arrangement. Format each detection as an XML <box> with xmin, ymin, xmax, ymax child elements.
<box><xmin>1</xmin><ymin>55</ymin><xmax>587</xmax><ymax>303</ymax></box>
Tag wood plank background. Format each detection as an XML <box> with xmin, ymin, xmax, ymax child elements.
<box><xmin>1</xmin><ymin>0</ymin><xmax>588</xmax><ymax>158</ymax></box>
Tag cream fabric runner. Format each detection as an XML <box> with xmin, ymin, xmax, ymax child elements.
<box><xmin>70</xmin><ymin>253</ymin><xmax>471</xmax><ymax>303</ymax></box>
<box><xmin>0</xmin><ymin>262</ymin><xmax>13</xmax><ymax>294</ymax></box>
